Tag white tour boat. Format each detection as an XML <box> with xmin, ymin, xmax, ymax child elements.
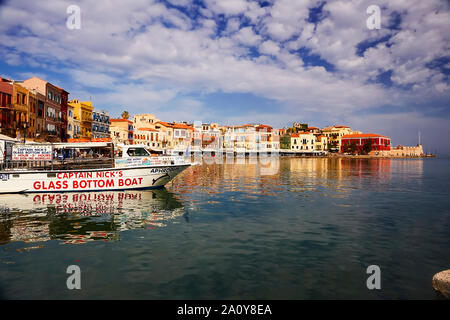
<box><xmin>0</xmin><ymin>142</ymin><xmax>191</xmax><ymax>193</ymax></box>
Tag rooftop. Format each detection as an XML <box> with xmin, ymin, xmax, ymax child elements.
<box><xmin>342</xmin><ymin>133</ymin><xmax>389</xmax><ymax>138</ymax></box>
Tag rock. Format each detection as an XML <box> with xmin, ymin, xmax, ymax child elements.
<box><xmin>432</xmin><ymin>269</ymin><xmax>450</xmax><ymax>299</ymax></box>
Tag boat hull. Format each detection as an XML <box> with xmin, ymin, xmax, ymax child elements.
<box><xmin>0</xmin><ymin>164</ymin><xmax>190</xmax><ymax>194</ymax></box>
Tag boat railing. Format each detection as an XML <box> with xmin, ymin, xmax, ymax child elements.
<box><xmin>0</xmin><ymin>157</ymin><xmax>115</xmax><ymax>171</ymax></box>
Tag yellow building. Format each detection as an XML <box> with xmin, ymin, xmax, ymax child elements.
<box><xmin>67</xmin><ymin>104</ymin><xmax>81</xmax><ymax>139</ymax></box>
<box><xmin>321</xmin><ymin>125</ymin><xmax>361</xmax><ymax>151</ymax></box>
<box><xmin>12</xmin><ymin>82</ymin><xmax>29</xmax><ymax>139</ymax></box>
<box><xmin>68</xmin><ymin>99</ymin><xmax>93</xmax><ymax>139</ymax></box>
<box><xmin>314</xmin><ymin>135</ymin><xmax>328</xmax><ymax>152</ymax></box>
<box><xmin>27</xmin><ymin>89</ymin><xmax>37</xmax><ymax>139</ymax></box>
<box><xmin>133</xmin><ymin>114</ymin><xmax>160</xmax><ymax>130</ymax></box>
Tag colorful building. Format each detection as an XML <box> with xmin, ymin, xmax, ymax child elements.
<box><xmin>35</xmin><ymin>91</ymin><xmax>46</xmax><ymax>139</ymax></box>
<box><xmin>27</xmin><ymin>89</ymin><xmax>37</xmax><ymax>139</ymax></box>
<box><xmin>321</xmin><ymin>125</ymin><xmax>361</xmax><ymax>152</ymax></box>
<box><xmin>67</xmin><ymin>104</ymin><xmax>81</xmax><ymax>139</ymax></box>
<box><xmin>192</xmin><ymin>123</ymin><xmax>222</xmax><ymax>151</ymax></box>
<box><xmin>12</xmin><ymin>82</ymin><xmax>30</xmax><ymax>140</ymax></box>
<box><xmin>59</xmin><ymin>88</ymin><xmax>69</xmax><ymax>141</ymax></box>
<box><xmin>0</xmin><ymin>78</ymin><xmax>14</xmax><ymax>137</ymax></box>
<box><xmin>154</xmin><ymin>121</ymin><xmax>193</xmax><ymax>152</ymax></box>
<box><xmin>68</xmin><ymin>100</ymin><xmax>93</xmax><ymax>139</ymax></box>
<box><xmin>256</xmin><ymin>124</ymin><xmax>278</xmax><ymax>152</ymax></box>
<box><xmin>340</xmin><ymin>133</ymin><xmax>391</xmax><ymax>154</ymax></box>
<box><xmin>92</xmin><ymin>109</ymin><xmax>110</xmax><ymax>139</ymax></box>
<box><xmin>133</xmin><ymin>114</ymin><xmax>160</xmax><ymax>130</ymax></box>
<box><xmin>153</xmin><ymin>121</ymin><xmax>173</xmax><ymax>149</ymax></box>
<box><xmin>290</xmin><ymin>132</ymin><xmax>316</xmax><ymax>152</ymax></box>
<box><xmin>134</xmin><ymin>127</ymin><xmax>162</xmax><ymax>149</ymax></box>
<box><xmin>110</xmin><ymin>118</ymin><xmax>133</xmax><ymax>145</ymax></box>
<box><xmin>314</xmin><ymin>135</ymin><xmax>328</xmax><ymax>153</ymax></box>
<box><xmin>22</xmin><ymin>77</ymin><xmax>66</xmax><ymax>142</ymax></box>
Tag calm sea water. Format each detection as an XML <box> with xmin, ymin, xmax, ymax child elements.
<box><xmin>0</xmin><ymin>157</ymin><xmax>449</xmax><ymax>299</ymax></box>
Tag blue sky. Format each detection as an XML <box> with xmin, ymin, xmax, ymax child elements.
<box><xmin>0</xmin><ymin>0</ymin><xmax>449</xmax><ymax>153</ymax></box>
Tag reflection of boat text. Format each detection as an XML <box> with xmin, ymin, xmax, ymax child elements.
<box><xmin>0</xmin><ymin>189</ymin><xmax>185</xmax><ymax>247</ymax></box>
<box><xmin>31</xmin><ymin>192</ymin><xmax>151</xmax><ymax>216</ymax></box>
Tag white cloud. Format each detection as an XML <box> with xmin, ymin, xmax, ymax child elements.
<box><xmin>205</xmin><ymin>0</ymin><xmax>249</xmax><ymax>16</ymax></box>
<box><xmin>233</xmin><ymin>26</ymin><xmax>262</xmax><ymax>46</ymax></box>
<box><xmin>0</xmin><ymin>0</ymin><xmax>449</xmax><ymax>151</ymax></box>
<box><xmin>259</xmin><ymin>40</ymin><xmax>280</xmax><ymax>56</ymax></box>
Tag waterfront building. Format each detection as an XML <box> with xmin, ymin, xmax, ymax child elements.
<box><xmin>22</xmin><ymin>77</ymin><xmax>66</xmax><ymax>142</ymax></box>
<box><xmin>256</xmin><ymin>124</ymin><xmax>279</xmax><ymax>152</ymax></box>
<box><xmin>314</xmin><ymin>135</ymin><xmax>328</xmax><ymax>153</ymax></box>
<box><xmin>387</xmin><ymin>144</ymin><xmax>423</xmax><ymax>157</ymax></box>
<box><xmin>279</xmin><ymin>134</ymin><xmax>291</xmax><ymax>150</ymax></box>
<box><xmin>0</xmin><ymin>78</ymin><xmax>14</xmax><ymax>137</ymax></box>
<box><xmin>67</xmin><ymin>104</ymin><xmax>81</xmax><ymax>139</ymax></box>
<box><xmin>321</xmin><ymin>125</ymin><xmax>361</xmax><ymax>152</ymax></box>
<box><xmin>12</xmin><ymin>82</ymin><xmax>30</xmax><ymax>140</ymax></box>
<box><xmin>340</xmin><ymin>133</ymin><xmax>391</xmax><ymax>154</ymax></box>
<box><xmin>290</xmin><ymin>132</ymin><xmax>317</xmax><ymax>152</ymax></box>
<box><xmin>278</xmin><ymin>128</ymin><xmax>288</xmax><ymax>137</ymax></box>
<box><xmin>58</xmin><ymin>87</ymin><xmax>69</xmax><ymax>141</ymax></box>
<box><xmin>154</xmin><ymin>121</ymin><xmax>193</xmax><ymax>153</ymax></box>
<box><xmin>68</xmin><ymin>100</ymin><xmax>93</xmax><ymax>139</ymax></box>
<box><xmin>222</xmin><ymin>124</ymin><xmax>279</xmax><ymax>153</ymax></box>
<box><xmin>35</xmin><ymin>91</ymin><xmax>45</xmax><ymax>139</ymax></box>
<box><xmin>223</xmin><ymin>124</ymin><xmax>256</xmax><ymax>152</ymax></box>
<box><xmin>134</xmin><ymin>127</ymin><xmax>162</xmax><ymax>149</ymax></box>
<box><xmin>154</xmin><ymin>121</ymin><xmax>172</xmax><ymax>149</ymax></box>
<box><xmin>133</xmin><ymin>114</ymin><xmax>160</xmax><ymax>130</ymax></box>
<box><xmin>27</xmin><ymin>89</ymin><xmax>37</xmax><ymax>139</ymax></box>
<box><xmin>171</xmin><ymin>122</ymin><xmax>194</xmax><ymax>153</ymax></box>
<box><xmin>110</xmin><ymin>118</ymin><xmax>133</xmax><ymax>145</ymax></box>
<box><xmin>193</xmin><ymin>123</ymin><xmax>222</xmax><ymax>151</ymax></box>
<box><xmin>92</xmin><ymin>109</ymin><xmax>110</xmax><ymax>139</ymax></box>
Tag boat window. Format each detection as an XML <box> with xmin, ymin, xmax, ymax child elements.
<box><xmin>127</xmin><ymin>148</ymin><xmax>150</xmax><ymax>157</ymax></box>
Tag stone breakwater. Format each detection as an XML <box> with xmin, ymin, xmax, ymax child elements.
<box><xmin>432</xmin><ymin>270</ymin><xmax>450</xmax><ymax>298</ymax></box>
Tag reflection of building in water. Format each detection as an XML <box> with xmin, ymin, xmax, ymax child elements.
<box><xmin>9</xmin><ymin>220</ymin><xmax>51</xmax><ymax>243</ymax></box>
<box><xmin>0</xmin><ymin>189</ymin><xmax>184</xmax><ymax>246</ymax></box>
<box><xmin>339</xmin><ymin>158</ymin><xmax>392</xmax><ymax>184</ymax></box>
<box><xmin>171</xmin><ymin>157</ymin><xmax>282</xmax><ymax>197</ymax></box>
<box><xmin>279</xmin><ymin>157</ymin><xmax>393</xmax><ymax>195</ymax></box>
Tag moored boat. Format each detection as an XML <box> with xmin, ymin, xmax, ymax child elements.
<box><xmin>0</xmin><ymin>142</ymin><xmax>191</xmax><ymax>193</ymax></box>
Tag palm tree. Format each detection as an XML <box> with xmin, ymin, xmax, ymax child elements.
<box><xmin>121</xmin><ymin>110</ymin><xmax>130</xmax><ymax>119</ymax></box>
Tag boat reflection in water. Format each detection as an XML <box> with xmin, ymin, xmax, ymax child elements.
<box><xmin>0</xmin><ymin>189</ymin><xmax>184</xmax><ymax>246</ymax></box>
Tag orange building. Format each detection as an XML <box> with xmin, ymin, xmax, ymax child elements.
<box><xmin>110</xmin><ymin>119</ymin><xmax>134</xmax><ymax>145</ymax></box>
<box><xmin>22</xmin><ymin>77</ymin><xmax>66</xmax><ymax>142</ymax></box>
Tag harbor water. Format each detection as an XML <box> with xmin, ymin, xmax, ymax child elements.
<box><xmin>0</xmin><ymin>157</ymin><xmax>449</xmax><ymax>299</ymax></box>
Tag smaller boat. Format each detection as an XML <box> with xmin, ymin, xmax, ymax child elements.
<box><xmin>0</xmin><ymin>142</ymin><xmax>191</xmax><ymax>194</ymax></box>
